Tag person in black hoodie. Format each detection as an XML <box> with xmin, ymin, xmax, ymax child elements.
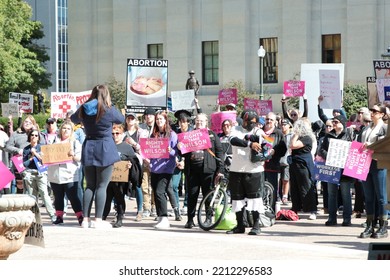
<box><xmin>318</xmin><ymin>115</ymin><xmax>354</xmax><ymax>226</ymax></box>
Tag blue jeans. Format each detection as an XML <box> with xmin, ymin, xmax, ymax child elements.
<box><xmin>135</xmin><ymin>186</ymin><xmax>143</xmax><ymax>213</ymax></box>
<box><xmin>170</xmin><ymin>168</ymin><xmax>182</xmax><ymax>207</ymax></box>
<box><xmin>362</xmin><ymin>160</ymin><xmax>387</xmax><ymax>218</ymax></box>
<box><xmin>327</xmin><ymin>181</ymin><xmax>353</xmax><ymax>222</ymax></box>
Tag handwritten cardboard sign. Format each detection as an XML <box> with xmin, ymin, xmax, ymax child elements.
<box><xmin>41</xmin><ymin>142</ymin><xmax>72</xmax><ymax>165</ymax></box>
<box><xmin>139</xmin><ymin>138</ymin><xmax>169</xmax><ymax>159</ymax></box>
<box><xmin>342</xmin><ymin>141</ymin><xmax>373</xmax><ymax>181</ymax></box>
<box><xmin>319</xmin><ymin>69</ymin><xmax>342</xmax><ymax>109</ymax></box>
<box><xmin>11</xmin><ymin>155</ymin><xmax>25</xmax><ymax>173</ymax></box>
<box><xmin>283</xmin><ymin>80</ymin><xmax>305</xmax><ymax>97</ymax></box>
<box><xmin>24</xmin><ymin>202</ymin><xmax>45</xmax><ymax>248</ymax></box>
<box><xmin>325</xmin><ymin>139</ymin><xmax>351</xmax><ymax>168</ymax></box>
<box><xmin>210</xmin><ymin>111</ymin><xmax>237</xmax><ymax>134</ymax></box>
<box><xmin>0</xmin><ymin>161</ymin><xmax>15</xmax><ymax>190</ymax></box>
<box><xmin>171</xmin><ymin>90</ymin><xmax>195</xmax><ymax>111</ymax></box>
<box><xmin>218</xmin><ymin>88</ymin><xmax>237</xmax><ymax>105</ymax></box>
<box><xmin>177</xmin><ymin>128</ymin><xmax>211</xmax><ymax>154</ymax></box>
<box><xmin>1</xmin><ymin>103</ymin><xmax>18</xmax><ymax>117</ymax></box>
<box><xmin>111</xmin><ymin>161</ymin><xmax>129</xmax><ymax>182</ymax></box>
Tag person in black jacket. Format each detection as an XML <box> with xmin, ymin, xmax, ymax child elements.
<box><xmin>318</xmin><ymin>115</ymin><xmax>354</xmax><ymax>226</ymax></box>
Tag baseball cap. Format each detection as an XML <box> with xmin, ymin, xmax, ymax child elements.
<box><xmin>46</xmin><ymin>118</ymin><xmax>56</xmax><ymax>124</ymax></box>
<box><xmin>281</xmin><ymin>118</ymin><xmax>293</xmax><ymax>128</ymax></box>
<box><xmin>225</xmin><ymin>103</ymin><xmax>236</xmax><ymax>110</ymax></box>
<box><xmin>126</xmin><ymin>112</ymin><xmax>137</xmax><ymax>118</ymax></box>
<box><xmin>143</xmin><ymin>108</ymin><xmax>156</xmax><ymax>116</ymax></box>
<box><xmin>332</xmin><ymin>115</ymin><xmax>347</xmax><ymax>127</ymax></box>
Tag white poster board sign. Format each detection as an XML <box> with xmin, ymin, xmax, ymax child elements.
<box><xmin>171</xmin><ymin>90</ymin><xmax>195</xmax><ymax>111</ymax></box>
<box><xmin>325</xmin><ymin>139</ymin><xmax>351</xmax><ymax>168</ymax></box>
<box><xmin>319</xmin><ymin>69</ymin><xmax>341</xmax><ymax>109</ymax></box>
<box><xmin>9</xmin><ymin>92</ymin><xmax>34</xmax><ymax>113</ymax></box>
<box><xmin>50</xmin><ymin>90</ymin><xmax>91</xmax><ymax>119</ymax></box>
<box><xmin>300</xmin><ymin>64</ymin><xmax>344</xmax><ymax>122</ymax></box>
<box><xmin>1</xmin><ymin>103</ymin><xmax>18</xmax><ymax>117</ymax></box>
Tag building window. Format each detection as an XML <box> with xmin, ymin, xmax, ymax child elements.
<box><xmin>202</xmin><ymin>41</ymin><xmax>219</xmax><ymax>85</ymax></box>
<box><xmin>148</xmin><ymin>44</ymin><xmax>163</xmax><ymax>59</ymax></box>
<box><xmin>322</xmin><ymin>34</ymin><xmax>341</xmax><ymax>63</ymax></box>
<box><xmin>260</xmin><ymin>38</ymin><xmax>278</xmax><ymax>84</ymax></box>
<box><xmin>57</xmin><ymin>0</ymin><xmax>68</xmax><ymax>92</ymax></box>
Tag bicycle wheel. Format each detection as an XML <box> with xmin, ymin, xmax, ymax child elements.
<box><xmin>197</xmin><ymin>187</ymin><xmax>228</xmax><ymax>231</ymax></box>
<box><xmin>263</xmin><ymin>181</ymin><xmax>274</xmax><ymax>207</ymax></box>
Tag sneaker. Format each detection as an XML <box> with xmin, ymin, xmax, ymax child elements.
<box><xmin>325</xmin><ymin>220</ymin><xmax>337</xmax><ymax>226</ymax></box>
<box><xmin>50</xmin><ymin>215</ymin><xmax>57</xmax><ymax>223</ymax></box>
<box><xmin>181</xmin><ymin>206</ymin><xmax>187</xmax><ymax>215</ymax></box>
<box><xmin>282</xmin><ymin>197</ymin><xmax>288</xmax><ymax>205</ymax></box>
<box><xmin>167</xmin><ymin>210</ymin><xmax>174</xmax><ymax>217</ymax></box>
<box><xmin>52</xmin><ymin>216</ymin><xmax>64</xmax><ymax>225</ymax></box>
<box><xmin>93</xmin><ymin>220</ymin><xmax>112</xmax><ymax>229</ymax></box>
<box><xmin>308</xmin><ymin>213</ymin><xmax>317</xmax><ymax>220</ymax></box>
<box><xmin>154</xmin><ymin>217</ymin><xmax>170</xmax><ymax>229</ymax></box>
<box><xmin>184</xmin><ymin>220</ymin><xmax>195</xmax><ymax>229</ymax></box>
<box><xmin>142</xmin><ymin>210</ymin><xmax>151</xmax><ymax>218</ymax></box>
<box><xmin>135</xmin><ymin>213</ymin><xmax>143</xmax><ymax>222</ymax></box>
<box><xmin>150</xmin><ymin>208</ymin><xmax>157</xmax><ymax>217</ymax></box>
<box><xmin>352</xmin><ymin>211</ymin><xmax>362</xmax><ymax>219</ymax></box>
<box><xmin>81</xmin><ymin>220</ymin><xmax>92</xmax><ymax>228</ymax></box>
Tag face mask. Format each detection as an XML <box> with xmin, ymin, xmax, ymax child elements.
<box><xmin>244</xmin><ymin>122</ymin><xmax>256</xmax><ymax>131</ymax></box>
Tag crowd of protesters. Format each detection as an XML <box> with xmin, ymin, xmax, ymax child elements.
<box><xmin>0</xmin><ymin>85</ymin><xmax>389</xmax><ymax>239</ymax></box>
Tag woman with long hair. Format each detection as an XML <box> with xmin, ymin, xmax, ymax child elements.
<box><xmin>48</xmin><ymin>120</ymin><xmax>83</xmax><ymax>225</ymax></box>
<box><xmin>71</xmin><ymin>84</ymin><xmax>124</xmax><ymax>229</ymax></box>
<box><xmin>149</xmin><ymin>110</ymin><xmax>178</xmax><ymax>229</ymax></box>
<box><xmin>289</xmin><ymin>118</ymin><xmax>318</xmax><ymax>220</ymax></box>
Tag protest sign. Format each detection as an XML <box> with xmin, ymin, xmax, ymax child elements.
<box><xmin>313</xmin><ymin>161</ymin><xmax>341</xmax><ymax>184</ymax></box>
<box><xmin>33</xmin><ymin>157</ymin><xmax>48</xmax><ymax>173</ymax></box>
<box><xmin>375</xmin><ymin>78</ymin><xmax>390</xmax><ymax>102</ymax></box>
<box><xmin>0</xmin><ymin>161</ymin><xmax>15</xmax><ymax>190</ymax></box>
<box><xmin>1</xmin><ymin>103</ymin><xmax>18</xmax><ymax>118</ymax></box>
<box><xmin>177</xmin><ymin>128</ymin><xmax>211</xmax><ymax>154</ymax></box>
<box><xmin>210</xmin><ymin>111</ymin><xmax>237</xmax><ymax>134</ymax></box>
<box><xmin>325</xmin><ymin>139</ymin><xmax>351</xmax><ymax>168</ymax></box>
<box><xmin>218</xmin><ymin>88</ymin><xmax>237</xmax><ymax>105</ymax></box>
<box><xmin>171</xmin><ymin>90</ymin><xmax>195</xmax><ymax>111</ymax></box>
<box><xmin>9</xmin><ymin>92</ymin><xmax>33</xmax><ymax>113</ymax></box>
<box><xmin>319</xmin><ymin>69</ymin><xmax>342</xmax><ymax>109</ymax></box>
<box><xmin>11</xmin><ymin>155</ymin><xmax>25</xmax><ymax>173</ymax></box>
<box><xmin>283</xmin><ymin>80</ymin><xmax>305</xmax><ymax>97</ymax></box>
<box><xmin>51</xmin><ymin>91</ymin><xmax>91</xmax><ymax>119</ymax></box>
<box><xmin>342</xmin><ymin>141</ymin><xmax>373</xmax><ymax>181</ymax></box>
<box><xmin>111</xmin><ymin>161</ymin><xmax>130</xmax><ymax>182</ymax></box>
<box><xmin>367</xmin><ymin>77</ymin><xmax>379</xmax><ymax>109</ymax></box>
<box><xmin>41</xmin><ymin>142</ymin><xmax>72</xmax><ymax>165</ymax></box>
<box><xmin>139</xmin><ymin>138</ymin><xmax>169</xmax><ymax>159</ymax></box>
<box><xmin>243</xmin><ymin>98</ymin><xmax>272</xmax><ymax>116</ymax></box>
<box><xmin>24</xmin><ymin>202</ymin><xmax>45</xmax><ymax>248</ymax></box>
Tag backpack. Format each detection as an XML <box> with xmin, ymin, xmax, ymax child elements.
<box><xmin>258</xmin><ymin>205</ymin><xmax>276</xmax><ymax>227</ymax></box>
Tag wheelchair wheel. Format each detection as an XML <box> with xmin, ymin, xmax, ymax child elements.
<box><xmin>263</xmin><ymin>181</ymin><xmax>274</xmax><ymax>207</ymax></box>
<box><xmin>197</xmin><ymin>187</ymin><xmax>228</xmax><ymax>231</ymax></box>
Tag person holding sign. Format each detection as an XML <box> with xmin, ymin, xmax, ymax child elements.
<box><xmin>318</xmin><ymin>115</ymin><xmax>354</xmax><ymax>226</ymax></box>
<box><xmin>47</xmin><ymin>121</ymin><xmax>83</xmax><ymax>226</ymax></box>
<box><xmin>70</xmin><ymin>84</ymin><xmax>124</xmax><ymax>229</ymax></box>
<box><xmin>103</xmin><ymin>124</ymin><xmax>142</xmax><ymax>228</ymax></box>
<box><xmin>149</xmin><ymin>111</ymin><xmax>179</xmax><ymax>229</ymax></box>
<box><xmin>358</xmin><ymin>104</ymin><xmax>388</xmax><ymax>239</ymax></box>
<box><xmin>281</xmin><ymin>93</ymin><xmax>308</xmax><ymax>124</ymax></box>
<box><xmin>22</xmin><ymin>129</ymin><xmax>56</xmax><ymax>222</ymax></box>
<box><xmin>179</xmin><ymin>113</ymin><xmax>224</xmax><ymax>229</ymax></box>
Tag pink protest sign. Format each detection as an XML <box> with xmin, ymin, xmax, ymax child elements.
<box><xmin>177</xmin><ymin>128</ymin><xmax>211</xmax><ymax>154</ymax></box>
<box><xmin>218</xmin><ymin>88</ymin><xmax>237</xmax><ymax>105</ymax></box>
<box><xmin>0</xmin><ymin>161</ymin><xmax>15</xmax><ymax>190</ymax></box>
<box><xmin>210</xmin><ymin>111</ymin><xmax>237</xmax><ymax>134</ymax></box>
<box><xmin>243</xmin><ymin>98</ymin><xmax>272</xmax><ymax>116</ymax></box>
<box><xmin>139</xmin><ymin>138</ymin><xmax>169</xmax><ymax>159</ymax></box>
<box><xmin>342</xmin><ymin>141</ymin><xmax>373</xmax><ymax>181</ymax></box>
<box><xmin>11</xmin><ymin>155</ymin><xmax>25</xmax><ymax>173</ymax></box>
<box><xmin>283</xmin><ymin>80</ymin><xmax>305</xmax><ymax>97</ymax></box>
<box><xmin>346</xmin><ymin>121</ymin><xmax>361</xmax><ymax>128</ymax></box>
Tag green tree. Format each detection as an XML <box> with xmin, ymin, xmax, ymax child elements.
<box><xmin>106</xmin><ymin>76</ymin><xmax>126</xmax><ymax>110</ymax></box>
<box><xmin>342</xmin><ymin>83</ymin><xmax>368</xmax><ymax>118</ymax></box>
<box><xmin>0</xmin><ymin>0</ymin><xmax>48</xmax><ymax>103</ymax></box>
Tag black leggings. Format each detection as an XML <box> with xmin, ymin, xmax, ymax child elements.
<box><xmin>103</xmin><ymin>182</ymin><xmax>127</xmax><ymax>218</ymax></box>
<box><xmin>51</xmin><ymin>182</ymin><xmax>82</xmax><ymax>214</ymax></box>
<box><xmin>83</xmin><ymin>165</ymin><xmax>114</xmax><ymax>219</ymax></box>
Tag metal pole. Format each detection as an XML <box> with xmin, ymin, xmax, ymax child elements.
<box><xmin>260</xmin><ymin>57</ymin><xmax>264</xmax><ymax>100</ymax></box>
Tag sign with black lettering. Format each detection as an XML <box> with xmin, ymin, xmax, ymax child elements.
<box><xmin>24</xmin><ymin>202</ymin><xmax>45</xmax><ymax>248</ymax></box>
<box><xmin>368</xmin><ymin>243</ymin><xmax>390</xmax><ymax>260</ymax></box>
<box><xmin>111</xmin><ymin>161</ymin><xmax>129</xmax><ymax>182</ymax></box>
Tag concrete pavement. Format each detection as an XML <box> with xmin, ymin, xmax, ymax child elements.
<box><xmin>8</xmin><ymin>197</ymin><xmax>381</xmax><ymax>260</ymax></box>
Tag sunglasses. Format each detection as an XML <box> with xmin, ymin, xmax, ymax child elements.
<box><xmin>112</xmin><ymin>132</ymin><xmax>121</xmax><ymax>135</ymax></box>
<box><xmin>370</xmin><ymin>109</ymin><xmax>381</xmax><ymax>114</ymax></box>
<box><xmin>363</xmin><ymin>120</ymin><xmax>371</xmax><ymax>123</ymax></box>
<box><xmin>265</xmin><ymin>118</ymin><xmax>275</xmax><ymax>121</ymax></box>
<box><xmin>30</xmin><ymin>134</ymin><xmax>39</xmax><ymax>137</ymax></box>
<box><xmin>332</xmin><ymin>120</ymin><xmax>340</xmax><ymax>124</ymax></box>
<box><xmin>358</xmin><ymin>112</ymin><xmax>364</xmax><ymax>114</ymax></box>
<box><xmin>290</xmin><ymin>114</ymin><xmax>297</xmax><ymax>117</ymax></box>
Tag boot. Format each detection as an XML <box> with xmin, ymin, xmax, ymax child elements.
<box><xmin>372</xmin><ymin>218</ymin><xmax>388</xmax><ymax>239</ymax></box>
<box><xmin>248</xmin><ymin>211</ymin><xmax>261</xmax><ymax>235</ymax></box>
<box><xmin>226</xmin><ymin>211</ymin><xmax>245</xmax><ymax>234</ymax></box>
<box><xmin>53</xmin><ymin>210</ymin><xmax>64</xmax><ymax>225</ymax></box>
<box><xmin>359</xmin><ymin>216</ymin><xmax>374</xmax><ymax>238</ymax></box>
<box><xmin>113</xmin><ymin>215</ymin><xmax>123</xmax><ymax>228</ymax></box>
<box><xmin>174</xmin><ymin>207</ymin><xmax>182</xmax><ymax>221</ymax></box>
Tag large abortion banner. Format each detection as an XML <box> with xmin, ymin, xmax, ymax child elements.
<box><xmin>51</xmin><ymin>91</ymin><xmax>91</xmax><ymax>119</ymax></box>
